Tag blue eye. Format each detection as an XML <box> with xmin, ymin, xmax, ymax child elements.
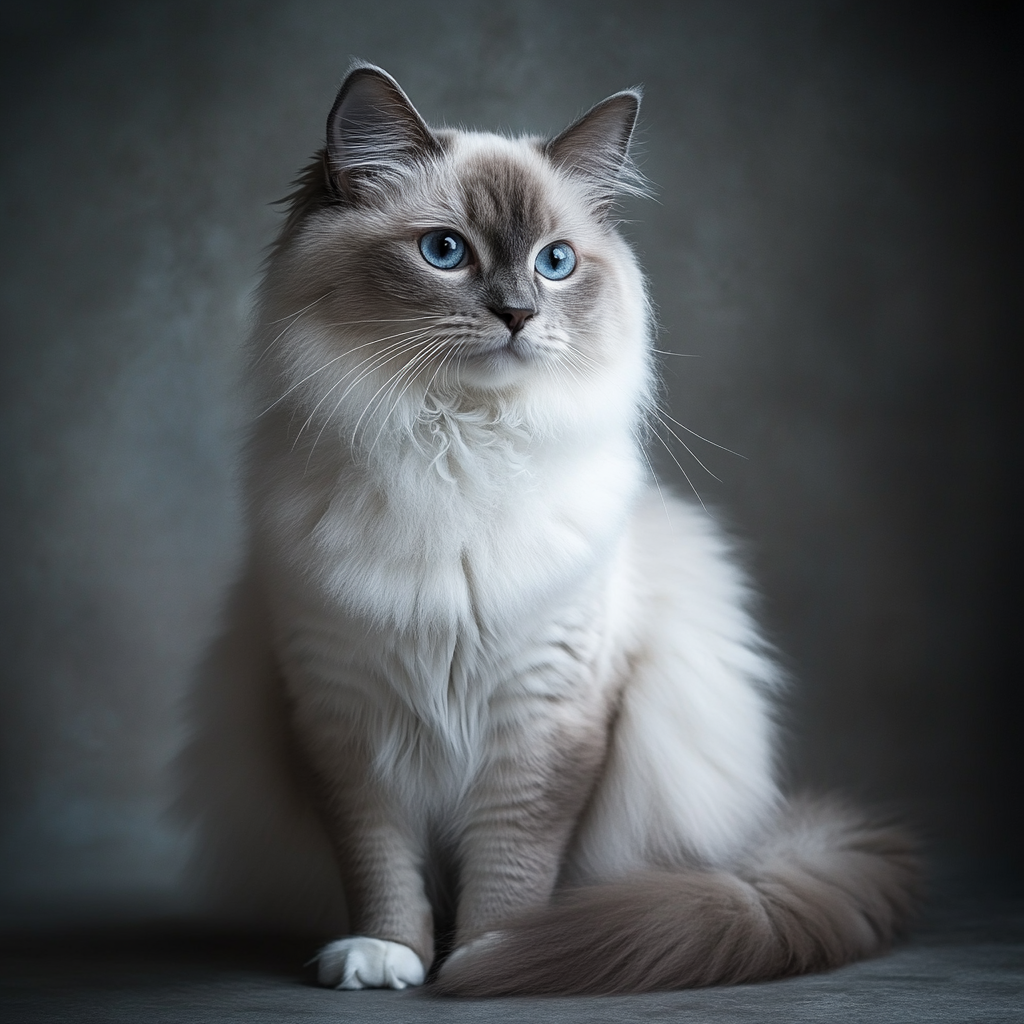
<box><xmin>534</xmin><ymin>241</ymin><xmax>577</xmax><ymax>280</ymax></box>
<box><xmin>419</xmin><ymin>229</ymin><xmax>469</xmax><ymax>270</ymax></box>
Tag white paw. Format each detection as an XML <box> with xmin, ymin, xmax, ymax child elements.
<box><xmin>317</xmin><ymin>936</ymin><xmax>425</xmax><ymax>990</ymax></box>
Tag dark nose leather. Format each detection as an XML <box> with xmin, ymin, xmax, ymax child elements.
<box><xmin>492</xmin><ymin>306</ymin><xmax>536</xmax><ymax>333</ymax></box>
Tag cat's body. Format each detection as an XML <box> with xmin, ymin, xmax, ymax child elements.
<box><xmin>247</xmin><ymin>64</ymin><xmax>916</xmax><ymax>995</ymax></box>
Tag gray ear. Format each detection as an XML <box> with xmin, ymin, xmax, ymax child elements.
<box><xmin>545</xmin><ymin>90</ymin><xmax>643</xmax><ymax>209</ymax></box>
<box><xmin>326</xmin><ymin>64</ymin><xmax>441</xmax><ymax>200</ymax></box>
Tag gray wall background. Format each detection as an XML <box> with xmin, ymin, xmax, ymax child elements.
<box><xmin>0</xmin><ymin>1</ymin><xmax>1019</xmax><ymax>927</ymax></box>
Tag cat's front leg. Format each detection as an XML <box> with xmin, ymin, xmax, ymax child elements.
<box><xmin>451</xmin><ymin>701</ymin><xmax>609</xmax><ymax>949</ymax></box>
<box><xmin>314</xmin><ymin>802</ymin><xmax>430</xmax><ymax>990</ymax></box>
<box><xmin>296</xmin><ymin>724</ymin><xmax>433</xmax><ymax>990</ymax></box>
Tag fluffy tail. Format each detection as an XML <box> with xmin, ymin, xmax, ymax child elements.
<box><xmin>435</xmin><ymin>798</ymin><xmax>919</xmax><ymax>996</ymax></box>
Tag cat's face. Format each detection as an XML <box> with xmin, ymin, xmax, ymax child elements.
<box><xmin>258</xmin><ymin>66</ymin><xmax>650</xmax><ymax>438</ymax></box>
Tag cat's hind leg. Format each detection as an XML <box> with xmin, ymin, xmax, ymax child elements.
<box><xmin>450</xmin><ymin>691</ymin><xmax>611</xmax><ymax>949</ymax></box>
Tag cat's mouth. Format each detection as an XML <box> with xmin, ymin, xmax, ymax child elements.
<box><xmin>461</xmin><ymin>333</ymin><xmax>535</xmax><ymax>363</ymax></box>
<box><xmin>452</xmin><ymin>333</ymin><xmax>547</xmax><ymax>388</ymax></box>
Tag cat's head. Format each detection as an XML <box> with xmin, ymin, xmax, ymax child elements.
<box><xmin>257</xmin><ymin>64</ymin><xmax>652</xmax><ymax>446</ymax></box>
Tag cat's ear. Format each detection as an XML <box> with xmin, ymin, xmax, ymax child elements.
<box><xmin>325</xmin><ymin>64</ymin><xmax>442</xmax><ymax>202</ymax></box>
<box><xmin>545</xmin><ymin>90</ymin><xmax>645</xmax><ymax>212</ymax></box>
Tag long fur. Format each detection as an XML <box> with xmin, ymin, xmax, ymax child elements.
<box><xmin>435</xmin><ymin>798</ymin><xmax>919</xmax><ymax>996</ymax></box>
<box><xmin>246</xmin><ymin>65</ymin><xmax>919</xmax><ymax>996</ymax></box>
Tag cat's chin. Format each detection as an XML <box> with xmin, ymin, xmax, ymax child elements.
<box><xmin>455</xmin><ymin>338</ymin><xmax>548</xmax><ymax>389</ymax></box>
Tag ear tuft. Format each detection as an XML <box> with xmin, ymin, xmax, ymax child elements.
<box><xmin>545</xmin><ymin>90</ymin><xmax>647</xmax><ymax>211</ymax></box>
<box><xmin>326</xmin><ymin>63</ymin><xmax>441</xmax><ymax>202</ymax></box>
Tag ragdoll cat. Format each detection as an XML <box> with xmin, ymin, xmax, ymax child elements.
<box><xmin>246</xmin><ymin>63</ymin><xmax>917</xmax><ymax>996</ymax></box>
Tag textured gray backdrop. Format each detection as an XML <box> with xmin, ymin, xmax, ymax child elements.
<box><xmin>0</xmin><ymin>1</ymin><xmax>1019</xmax><ymax>927</ymax></box>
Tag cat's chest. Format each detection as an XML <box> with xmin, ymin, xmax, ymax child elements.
<box><xmin>270</xmin><ymin>437</ymin><xmax>639</xmax><ymax>636</ymax></box>
<box><xmin>325</xmin><ymin>470</ymin><xmax>608</xmax><ymax>627</ymax></box>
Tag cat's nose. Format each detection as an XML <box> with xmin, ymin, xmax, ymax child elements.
<box><xmin>492</xmin><ymin>306</ymin><xmax>536</xmax><ymax>333</ymax></box>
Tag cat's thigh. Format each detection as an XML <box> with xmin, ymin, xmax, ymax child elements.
<box><xmin>454</xmin><ymin>701</ymin><xmax>609</xmax><ymax>943</ymax></box>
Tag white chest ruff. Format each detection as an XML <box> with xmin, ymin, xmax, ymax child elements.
<box><xmin>264</xmin><ymin>424</ymin><xmax>641</xmax><ymax>789</ymax></box>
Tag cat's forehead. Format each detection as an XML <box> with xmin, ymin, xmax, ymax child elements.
<box><xmin>438</xmin><ymin>133</ymin><xmax>579</xmax><ymax>247</ymax></box>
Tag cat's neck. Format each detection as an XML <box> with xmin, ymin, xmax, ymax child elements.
<box><xmin>279</xmin><ymin>376</ymin><xmax>633</xmax><ymax>491</ymax></box>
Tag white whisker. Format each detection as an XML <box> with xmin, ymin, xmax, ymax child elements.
<box><xmin>651</xmin><ymin>412</ymin><xmax>721</xmax><ymax>483</ymax></box>
<box><xmin>656</xmin><ymin>407</ymin><xmax>746</xmax><ymax>459</ymax></box>
<box><xmin>255</xmin><ymin>291</ymin><xmax>333</xmax><ymax>365</ymax></box>
<box><xmin>318</xmin><ymin>315</ymin><xmax>444</xmax><ymax>327</ymax></box>
<box><xmin>635</xmin><ymin>428</ymin><xmax>672</xmax><ymax>523</ymax></box>
<box><xmin>352</xmin><ymin>337</ymin><xmax>449</xmax><ymax>448</ymax></box>
<box><xmin>297</xmin><ymin>332</ymin><xmax>434</xmax><ymax>456</ymax></box>
<box><xmin>263</xmin><ymin>291</ymin><xmax>332</xmax><ymax>326</ymax></box>
<box><xmin>261</xmin><ymin>325</ymin><xmax>435</xmax><ymax>418</ymax></box>
<box><xmin>650</xmin><ymin>429</ymin><xmax>708</xmax><ymax>514</ymax></box>
<box><xmin>367</xmin><ymin>338</ymin><xmax>453</xmax><ymax>455</ymax></box>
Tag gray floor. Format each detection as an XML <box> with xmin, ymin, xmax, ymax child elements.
<box><xmin>2</xmin><ymin>889</ymin><xmax>1021</xmax><ymax>1024</ymax></box>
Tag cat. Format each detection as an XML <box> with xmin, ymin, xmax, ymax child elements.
<box><xmin>244</xmin><ymin>62</ymin><xmax>918</xmax><ymax>996</ymax></box>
